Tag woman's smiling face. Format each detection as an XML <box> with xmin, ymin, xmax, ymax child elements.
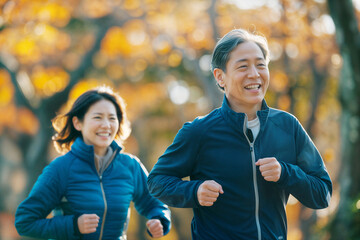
<box><xmin>73</xmin><ymin>99</ymin><xmax>119</xmax><ymax>156</ymax></box>
<box><xmin>215</xmin><ymin>41</ymin><xmax>270</xmax><ymax>113</ymax></box>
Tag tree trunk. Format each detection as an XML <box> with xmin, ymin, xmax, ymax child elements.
<box><xmin>23</xmin><ymin>110</ymin><xmax>54</xmax><ymax>195</ymax></box>
<box><xmin>327</xmin><ymin>0</ymin><xmax>360</xmax><ymax>239</ymax></box>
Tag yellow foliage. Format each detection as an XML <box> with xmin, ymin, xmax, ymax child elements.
<box><xmin>153</xmin><ymin>38</ymin><xmax>171</xmax><ymax>55</ymax></box>
<box><xmin>0</xmin><ymin>104</ymin><xmax>16</xmax><ymax>134</ymax></box>
<box><xmin>216</xmin><ymin>15</ymin><xmax>235</xmax><ymax>29</ymax></box>
<box><xmin>294</xmin><ymin>97</ymin><xmax>311</xmax><ymax>124</ymax></box>
<box><xmin>35</xmin><ymin>2</ymin><xmax>71</xmax><ymax>27</ymax></box>
<box><xmin>271</xmin><ymin>71</ymin><xmax>289</xmax><ymax>92</ymax></box>
<box><xmin>287</xmin><ymin>229</ymin><xmax>302</xmax><ymax>240</ymax></box>
<box><xmin>33</xmin><ymin>23</ymin><xmax>71</xmax><ymax>55</ymax></box>
<box><xmin>174</xmin><ymin>36</ymin><xmax>187</xmax><ymax>48</ymax></box>
<box><xmin>106</xmin><ymin>63</ymin><xmax>124</xmax><ymax>80</ymax></box>
<box><xmin>101</xmin><ymin>27</ymin><xmax>133</xmax><ymax>57</ymax></box>
<box><xmin>118</xmin><ymin>83</ymin><xmax>166</xmax><ymax>120</ymax></box>
<box><xmin>31</xmin><ymin>66</ymin><xmax>70</xmax><ymax>97</ymax></box>
<box><xmin>0</xmin><ymin>70</ymin><xmax>14</xmax><ymax>106</ymax></box>
<box><xmin>144</xmin><ymin>0</ymin><xmax>160</xmax><ymax>10</ymax></box>
<box><xmin>168</xmin><ymin>50</ymin><xmax>182</xmax><ymax>67</ymax></box>
<box><xmin>62</xmin><ymin>52</ymin><xmax>81</xmax><ymax>71</ymax></box>
<box><xmin>81</xmin><ymin>0</ymin><xmax>112</xmax><ymax>18</ymax></box>
<box><xmin>13</xmin><ymin>37</ymin><xmax>41</xmax><ymax>63</ymax></box>
<box><xmin>123</xmin><ymin>20</ymin><xmax>148</xmax><ymax>47</ymax></box>
<box><xmin>17</xmin><ymin>107</ymin><xmax>39</xmax><ymax>135</ymax></box>
<box><xmin>0</xmin><ymin>86</ymin><xmax>13</xmax><ymax>107</ymax></box>
<box><xmin>2</xmin><ymin>0</ymin><xmax>71</xmax><ymax>26</ymax></box>
<box><xmin>123</xmin><ymin>0</ymin><xmax>140</xmax><ymax>11</ymax></box>
<box><xmin>0</xmin><ymin>104</ymin><xmax>39</xmax><ymax>135</ymax></box>
<box><xmin>134</xmin><ymin>59</ymin><xmax>148</xmax><ymax>72</ymax></box>
<box><xmin>1</xmin><ymin>22</ymin><xmax>70</xmax><ymax>64</ymax></box>
<box><xmin>155</xmin><ymin>0</ymin><xmax>176</xmax><ymax>14</ymax></box>
<box><xmin>277</xmin><ymin>94</ymin><xmax>291</xmax><ymax>112</ymax></box>
<box><xmin>316</xmin><ymin>104</ymin><xmax>330</xmax><ymax>122</ymax></box>
<box><xmin>42</xmin><ymin>24</ymin><xmax>71</xmax><ymax>50</ymax></box>
<box><xmin>93</xmin><ymin>52</ymin><xmax>109</xmax><ymax>69</ymax></box>
<box><xmin>323</xmin><ymin>148</ymin><xmax>335</xmax><ymax>163</ymax></box>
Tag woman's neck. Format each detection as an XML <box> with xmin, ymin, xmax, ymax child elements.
<box><xmin>94</xmin><ymin>147</ymin><xmax>108</xmax><ymax>157</ymax></box>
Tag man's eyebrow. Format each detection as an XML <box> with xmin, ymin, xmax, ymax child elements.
<box><xmin>235</xmin><ymin>57</ymin><xmax>265</xmax><ymax>63</ymax></box>
<box><xmin>235</xmin><ymin>58</ymin><xmax>247</xmax><ymax>63</ymax></box>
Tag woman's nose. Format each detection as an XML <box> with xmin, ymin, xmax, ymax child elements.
<box><xmin>101</xmin><ymin>119</ymin><xmax>111</xmax><ymax>128</ymax></box>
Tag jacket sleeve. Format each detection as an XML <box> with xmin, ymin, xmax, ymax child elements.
<box><xmin>131</xmin><ymin>156</ymin><xmax>171</xmax><ymax>236</ymax></box>
<box><xmin>277</xmin><ymin>118</ymin><xmax>332</xmax><ymax>209</ymax></box>
<box><xmin>15</xmin><ymin>158</ymin><xmax>78</xmax><ymax>239</ymax></box>
<box><xmin>147</xmin><ymin>121</ymin><xmax>204</xmax><ymax>208</ymax></box>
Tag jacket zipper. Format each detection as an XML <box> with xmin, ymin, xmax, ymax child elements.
<box><xmin>99</xmin><ymin>175</ymin><xmax>107</xmax><ymax>240</ymax></box>
<box><xmin>244</xmin><ymin>116</ymin><xmax>261</xmax><ymax>240</ymax></box>
<box><xmin>96</xmin><ymin>148</ymin><xmax>118</xmax><ymax>240</ymax></box>
<box><xmin>95</xmin><ymin>147</ymin><xmax>119</xmax><ymax>240</ymax></box>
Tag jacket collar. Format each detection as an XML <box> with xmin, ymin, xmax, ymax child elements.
<box><xmin>70</xmin><ymin>137</ymin><xmax>122</xmax><ymax>163</ymax></box>
<box><xmin>220</xmin><ymin>95</ymin><xmax>269</xmax><ymax>132</ymax></box>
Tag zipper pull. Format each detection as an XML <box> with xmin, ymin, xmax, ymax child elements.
<box><xmin>100</xmin><ymin>175</ymin><xmax>103</xmax><ymax>182</ymax></box>
<box><xmin>250</xmin><ymin>146</ymin><xmax>253</xmax><ymax>152</ymax></box>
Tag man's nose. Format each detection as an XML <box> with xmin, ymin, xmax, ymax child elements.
<box><xmin>248</xmin><ymin>65</ymin><xmax>260</xmax><ymax>78</ymax></box>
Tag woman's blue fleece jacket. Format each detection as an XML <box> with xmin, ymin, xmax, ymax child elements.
<box><xmin>147</xmin><ymin>96</ymin><xmax>332</xmax><ymax>240</ymax></box>
<box><xmin>15</xmin><ymin>137</ymin><xmax>171</xmax><ymax>240</ymax></box>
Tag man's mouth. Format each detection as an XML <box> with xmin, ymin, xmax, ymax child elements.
<box><xmin>244</xmin><ymin>84</ymin><xmax>261</xmax><ymax>90</ymax></box>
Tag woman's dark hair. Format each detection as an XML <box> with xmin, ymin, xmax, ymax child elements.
<box><xmin>52</xmin><ymin>85</ymin><xmax>131</xmax><ymax>154</ymax></box>
<box><xmin>211</xmin><ymin>29</ymin><xmax>270</xmax><ymax>90</ymax></box>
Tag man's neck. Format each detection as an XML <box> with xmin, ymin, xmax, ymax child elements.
<box><xmin>227</xmin><ymin>99</ymin><xmax>261</xmax><ymax>120</ymax></box>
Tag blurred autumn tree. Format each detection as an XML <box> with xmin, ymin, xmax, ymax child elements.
<box><xmin>0</xmin><ymin>0</ymin><xmax>350</xmax><ymax>239</ymax></box>
<box><xmin>327</xmin><ymin>0</ymin><xmax>360</xmax><ymax>239</ymax></box>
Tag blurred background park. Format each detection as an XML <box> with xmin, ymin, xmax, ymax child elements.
<box><xmin>0</xmin><ymin>0</ymin><xmax>359</xmax><ymax>239</ymax></box>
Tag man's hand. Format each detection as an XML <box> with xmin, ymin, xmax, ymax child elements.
<box><xmin>197</xmin><ymin>180</ymin><xmax>224</xmax><ymax>206</ymax></box>
<box><xmin>146</xmin><ymin>219</ymin><xmax>164</xmax><ymax>238</ymax></box>
<box><xmin>256</xmin><ymin>157</ymin><xmax>282</xmax><ymax>182</ymax></box>
<box><xmin>77</xmin><ymin>214</ymin><xmax>99</xmax><ymax>234</ymax></box>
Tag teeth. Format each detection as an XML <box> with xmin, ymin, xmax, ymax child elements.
<box><xmin>97</xmin><ymin>133</ymin><xmax>110</xmax><ymax>137</ymax></box>
<box><xmin>245</xmin><ymin>84</ymin><xmax>260</xmax><ymax>89</ymax></box>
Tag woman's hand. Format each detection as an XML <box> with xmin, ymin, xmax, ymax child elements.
<box><xmin>146</xmin><ymin>219</ymin><xmax>164</xmax><ymax>238</ymax></box>
<box><xmin>77</xmin><ymin>214</ymin><xmax>100</xmax><ymax>234</ymax></box>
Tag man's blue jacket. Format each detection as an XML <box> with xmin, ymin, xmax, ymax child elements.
<box><xmin>15</xmin><ymin>137</ymin><xmax>171</xmax><ymax>239</ymax></box>
<box><xmin>148</xmin><ymin>96</ymin><xmax>332</xmax><ymax>240</ymax></box>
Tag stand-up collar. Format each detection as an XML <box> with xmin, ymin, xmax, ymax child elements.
<box><xmin>220</xmin><ymin>95</ymin><xmax>270</xmax><ymax>131</ymax></box>
<box><xmin>71</xmin><ymin>137</ymin><xmax>122</xmax><ymax>163</ymax></box>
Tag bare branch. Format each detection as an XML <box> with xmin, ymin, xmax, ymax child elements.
<box><xmin>0</xmin><ymin>60</ymin><xmax>35</xmax><ymax>111</ymax></box>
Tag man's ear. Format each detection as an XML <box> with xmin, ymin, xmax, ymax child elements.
<box><xmin>213</xmin><ymin>68</ymin><xmax>225</xmax><ymax>88</ymax></box>
<box><xmin>72</xmin><ymin>117</ymin><xmax>82</xmax><ymax>131</ymax></box>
